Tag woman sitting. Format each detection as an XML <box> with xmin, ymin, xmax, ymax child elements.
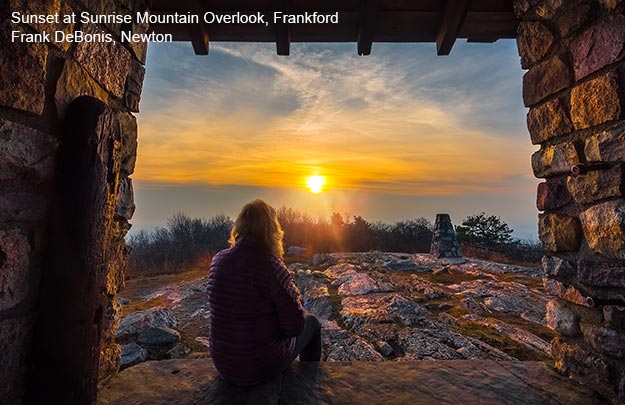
<box><xmin>207</xmin><ymin>199</ymin><xmax>321</xmax><ymax>386</ymax></box>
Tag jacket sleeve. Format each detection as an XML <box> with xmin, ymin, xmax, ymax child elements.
<box><xmin>268</xmin><ymin>256</ymin><xmax>305</xmax><ymax>337</ymax></box>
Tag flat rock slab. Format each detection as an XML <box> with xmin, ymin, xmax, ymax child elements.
<box><xmin>98</xmin><ymin>359</ymin><xmax>606</xmax><ymax>405</ymax></box>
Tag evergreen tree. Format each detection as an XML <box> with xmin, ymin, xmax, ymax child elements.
<box><xmin>455</xmin><ymin>212</ymin><xmax>513</xmax><ymax>247</ymax></box>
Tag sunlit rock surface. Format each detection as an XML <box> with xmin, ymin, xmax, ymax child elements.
<box><xmin>97</xmin><ymin>359</ymin><xmax>605</xmax><ymax>404</ymax></box>
<box><xmin>103</xmin><ymin>252</ymin><xmax>612</xmax><ymax>402</ymax></box>
<box><xmin>117</xmin><ymin>252</ymin><xmax>556</xmax><ymax>367</ymax></box>
<box><xmin>294</xmin><ymin>253</ymin><xmax>553</xmax><ymax>361</ymax></box>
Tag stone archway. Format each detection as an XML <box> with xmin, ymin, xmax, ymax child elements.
<box><xmin>0</xmin><ymin>0</ymin><xmax>624</xmax><ymax>403</ymax></box>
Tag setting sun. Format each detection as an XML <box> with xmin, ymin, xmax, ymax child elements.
<box><xmin>306</xmin><ymin>175</ymin><xmax>326</xmax><ymax>194</ymax></box>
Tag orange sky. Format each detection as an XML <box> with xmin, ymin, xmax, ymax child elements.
<box><xmin>133</xmin><ymin>41</ymin><xmax>540</xmax><ymax>238</ymax></box>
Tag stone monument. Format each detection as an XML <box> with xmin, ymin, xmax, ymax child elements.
<box><xmin>430</xmin><ymin>214</ymin><xmax>461</xmax><ymax>259</ymax></box>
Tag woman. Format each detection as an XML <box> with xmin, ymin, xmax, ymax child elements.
<box><xmin>207</xmin><ymin>199</ymin><xmax>321</xmax><ymax>386</ymax></box>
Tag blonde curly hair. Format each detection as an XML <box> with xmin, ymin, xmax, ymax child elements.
<box><xmin>229</xmin><ymin>199</ymin><xmax>285</xmax><ymax>258</ymax></box>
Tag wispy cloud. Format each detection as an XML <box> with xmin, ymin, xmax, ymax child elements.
<box><xmin>136</xmin><ymin>41</ymin><xmax>534</xmax><ymax>198</ymax></box>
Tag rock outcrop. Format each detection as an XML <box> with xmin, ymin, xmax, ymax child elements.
<box><xmin>115</xmin><ymin>307</ymin><xmax>187</xmax><ymax>369</ymax></box>
<box><xmin>117</xmin><ymin>252</ymin><xmax>554</xmax><ymax>367</ymax></box>
<box><xmin>293</xmin><ymin>252</ymin><xmax>552</xmax><ymax>362</ymax></box>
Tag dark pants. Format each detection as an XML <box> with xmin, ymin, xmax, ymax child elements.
<box><xmin>290</xmin><ymin>313</ymin><xmax>321</xmax><ymax>362</ymax></box>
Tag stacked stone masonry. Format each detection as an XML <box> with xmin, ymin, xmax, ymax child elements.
<box><xmin>430</xmin><ymin>214</ymin><xmax>462</xmax><ymax>258</ymax></box>
<box><xmin>517</xmin><ymin>0</ymin><xmax>625</xmax><ymax>402</ymax></box>
<box><xmin>0</xmin><ymin>0</ymin><xmax>145</xmax><ymax>403</ymax></box>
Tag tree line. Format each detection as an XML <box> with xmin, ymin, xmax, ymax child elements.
<box><xmin>276</xmin><ymin>207</ymin><xmax>434</xmax><ymax>254</ymax></box>
<box><xmin>455</xmin><ymin>212</ymin><xmax>542</xmax><ymax>266</ymax></box>
<box><xmin>126</xmin><ymin>209</ymin><xmax>541</xmax><ymax>277</ymax></box>
<box><xmin>127</xmin><ymin>213</ymin><xmax>232</xmax><ymax>277</ymax></box>
<box><xmin>126</xmin><ymin>208</ymin><xmax>434</xmax><ymax>277</ymax></box>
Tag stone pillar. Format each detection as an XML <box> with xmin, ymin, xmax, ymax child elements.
<box><xmin>430</xmin><ymin>214</ymin><xmax>462</xmax><ymax>259</ymax></box>
<box><xmin>0</xmin><ymin>1</ymin><xmax>146</xmax><ymax>403</ymax></box>
<box><xmin>516</xmin><ymin>0</ymin><xmax>625</xmax><ymax>401</ymax></box>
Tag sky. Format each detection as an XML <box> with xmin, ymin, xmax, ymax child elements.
<box><xmin>132</xmin><ymin>39</ymin><xmax>540</xmax><ymax>240</ymax></box>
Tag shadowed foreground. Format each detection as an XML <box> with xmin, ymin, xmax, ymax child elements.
<box><xmin>98</xmin><ymin>359</ymin><xmax>606</xmax><ymax>404</ymax></box>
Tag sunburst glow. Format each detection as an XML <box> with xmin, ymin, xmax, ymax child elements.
<box><xmin>306</xmin><ymin>175</ymin><xmax>326</xmax><ymax>194</ymax></box>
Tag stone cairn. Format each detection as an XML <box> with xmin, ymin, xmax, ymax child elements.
<box><xmin>430</xmin><ymin>214</ymin><xmax>461</xmax><ymax>259</ymax></box>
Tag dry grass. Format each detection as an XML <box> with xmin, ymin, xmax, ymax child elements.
<box><xmin>450</xmin><ymin>319</ymin><xmax>552</xmax><ymax>362</ymax></box>
<box><xmin>461</xmin><ymin>245</ymin><xmax>541</xmax><ymax>268</ymax></box>
<box><xmin>417</xmin><ymin>270</ymin><xmax>489</xmax><ymax>285</ymax></box>
<box><xmin>122</xmin><ymin>269</ymin><xmax>208</xmax><ymax>300</ymax></box>
<box><xmin>121</xmin><ymin>296</ymin><xmax>169</xmax><ymax>317</ymax></box>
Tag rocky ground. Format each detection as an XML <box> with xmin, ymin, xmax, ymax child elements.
<box><xmin>115</xmin><ymin>252</ymin><xmax>555</xmax><ymax>370</ymax></box>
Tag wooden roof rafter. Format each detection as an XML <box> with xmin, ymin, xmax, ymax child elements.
<box><xmin>275</xmin><ymin>0</ymin><xmax>291</xmax><ymax>55</ymax></box>
<box><xmin>436</xmin><ymin>0</ymin><xmax>472</xmax><ymax>55</ymax></box>
<box><xmin>184</xmin><ymin>0</ymin><xmax>209</xmax><ymax>55</ymax></box>
<box><xmin>357</xmin><ymin>0</ymin><xmax>380</xmax><ymax>56</ymax></box>
<box><xmin>148</xmin><ymin>0</ymin><xmax>519</xmax><ymax>56</ymax></box>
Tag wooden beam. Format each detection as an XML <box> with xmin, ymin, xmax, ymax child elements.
<box><xmin>466</xmin><ymin>37</ymin><xmax>497</xmax><ymax>43</ymax></box>
<box><xmin>149</xmin><ymin>10</ymin><xmax>517</xmax><ymax>45</ymax></box>
<box><xmin>357</xmin><ymin>0</ymin><xmax>379</xmax><ymax>55</ymax></box>
<box><xmin>276</xmin><ymin>23</ymin><xmax>290</xmax><ymax>55</ymax></box>
<box><xmin>436</xmin><ymin>0</ymin><xmax>471</xmax><ymax>55</ymax></box>
<box><xmin>190</xmin><ymin>24</ymin><xmax>209</xmax><ymax>55</ymax></box>
<box><xmin>185</xmin><ymin>0</ymin><xmax>209</xmax><ymax>55</ymax></box>
<box><xmin>190</xmin><ymin>26</ymin><xmax>209</xmax><ymax>55</ymax></box>
<box><xmin>275</xmin><ymin>0</ymin><xmax>290</xmax><ymax>55</ymax></box>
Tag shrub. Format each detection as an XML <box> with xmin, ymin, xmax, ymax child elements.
<box><xmin>126</xmin><ymin>213</ymin><xmax>232</xmax><ymax>278</ymax></box>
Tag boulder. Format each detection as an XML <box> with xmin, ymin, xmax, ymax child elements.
<box><xmin>167</xmin><ymin>343</ymin><xmax>191</xmax><ymax>359</ymax></box>
<box><xmin>137</xmin><ymin>327</ymin><xmax>180</xmax><ymax>348</ymax></box>
<box><xmin>120</xmin><ymin>342</ymin><xmax>147</xmax><ymax>370</ymax></box>
<box><xmin>115</xmin><ymin>307</ymin><xmax>179</xmax><ymax>344</ymax></box>
<box><xmin>286</xmin><ymin>246</ymin><xmax>307</xmax><ymax>256</ymax></box>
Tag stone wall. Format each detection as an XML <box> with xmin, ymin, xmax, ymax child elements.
<box><xmin>515</xmin><ymin>0</ymin><xmax>625</xmax><ymax>401</ymax></box>
<box><xmin>0</xmin><ymin>1</ymin><xmax>145</xmax><ymax>403</ymax></box>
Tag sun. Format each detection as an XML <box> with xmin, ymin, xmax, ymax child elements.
<box><xmin>306</xmin><ymin>175</ymin><xmax>326</xmax><ymax>194</ymax></box>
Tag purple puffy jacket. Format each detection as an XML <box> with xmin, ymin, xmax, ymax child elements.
<box><xmin>207</xmin><ymin>236</ymin><xmax>305</xmax><ymax>386</ymax></box>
